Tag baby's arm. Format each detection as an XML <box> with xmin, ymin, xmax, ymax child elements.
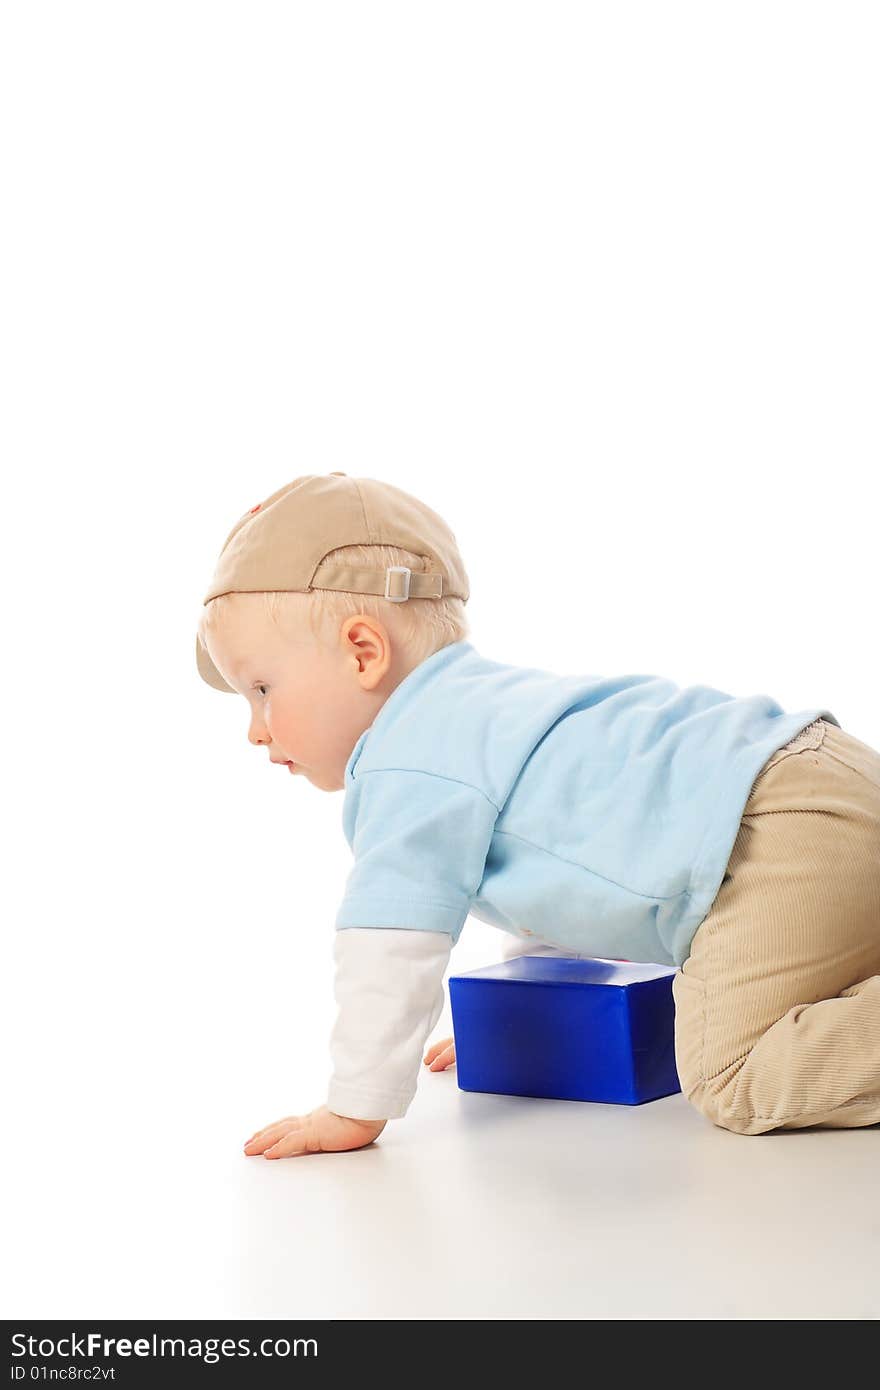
<box><xmin>327</xmin><ymin>926</ymin><xmax>453</xmax><ymax>1119</ymax></box>
<box><xmin>244</xmin><ymin>927</ymin><xmax>452</xmax><ymax>1159</ymax></box>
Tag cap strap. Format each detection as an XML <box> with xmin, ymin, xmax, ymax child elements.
<box><xmin>311</xmin><ymin>562</ymin><xmax>445</xmax><ymax>601</ymax></box>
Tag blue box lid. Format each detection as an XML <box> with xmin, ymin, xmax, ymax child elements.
<box><xmin>450</xmin><ymin>955</ymin><xmax>676</xmax><ymax>988</ymax></box>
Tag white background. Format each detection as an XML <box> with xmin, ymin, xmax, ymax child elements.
<box><xmin>3</xmin><ymin>2</ymin><xmax>878</xmax><ymax>1321</ymax></box>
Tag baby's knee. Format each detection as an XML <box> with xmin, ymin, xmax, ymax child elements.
<box><xmin>684</xmin><ymin>1073</ymin><xmax>777</xmax><ymax>1137</ymax></box>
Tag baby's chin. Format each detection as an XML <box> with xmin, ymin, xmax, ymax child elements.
<box><xmin>300</xmin><ymin>766</ymin><xmax>345</xmax><ymax>793</ymax></box>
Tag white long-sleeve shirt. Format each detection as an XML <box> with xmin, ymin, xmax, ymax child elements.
<box><xmin>326</xmin><ymin>926</ymin><xmax>584</xmax><ymax>1121</ymax></box>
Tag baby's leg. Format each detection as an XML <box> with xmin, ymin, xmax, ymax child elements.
<box><xmin>673</xmin><ymin>720</ymin><xmax>880</xmax><ymax>1135</ymax></box>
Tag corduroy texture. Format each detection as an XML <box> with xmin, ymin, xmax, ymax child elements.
<box><xmin>673</xmin><ymin>718</ymin><xmax>880</xmax><ymax>1135</ymax></box>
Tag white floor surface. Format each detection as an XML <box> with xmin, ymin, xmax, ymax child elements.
<box><xmin>6</xmin><ymin>1022</ymin><xmax>879</xmax><ymax>1321</ymax></box>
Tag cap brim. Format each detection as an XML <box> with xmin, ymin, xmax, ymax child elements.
<box><xmin>195</xmin><ymin>633</ymin><xmax>236</xmax><ymax>693</ymax></box>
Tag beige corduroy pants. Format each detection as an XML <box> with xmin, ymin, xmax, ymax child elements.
<box><xmin>672</xmin><ymin>717</ymin><xmax>880</xmax><ymax>1135</ymax></box>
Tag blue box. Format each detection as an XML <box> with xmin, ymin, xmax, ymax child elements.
<box><xmin>448</xmin><ymin>956</ymin><xmax>681</xmax><ymax>1106</ymax></box>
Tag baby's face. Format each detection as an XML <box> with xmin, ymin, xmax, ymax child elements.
<box><xmin>203</xmin><ymin>596</ymin><xmax>398</xmax><ymax>793</ymax></box>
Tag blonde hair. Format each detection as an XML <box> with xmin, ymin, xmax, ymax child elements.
<box><xmin>197</xmin><ymin>541</ymin><xmax>471</xmax><ymax>671</ymax></box>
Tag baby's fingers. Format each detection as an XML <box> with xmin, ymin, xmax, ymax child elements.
<box><xmin>244</xmin><ymin>1117</ymin><xmax>302</xmax><ymax>1154</ymax></box>
<box><xmin>424</xmin><ymin>1038</ymin><xmax>456</xmax><ymax>1071</ymax></box>
<box><xmin>263</xmin><ymin>1126</ymin><xmax>315</xmax><ymax>1159</ymax></box>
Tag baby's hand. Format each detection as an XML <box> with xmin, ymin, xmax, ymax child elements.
<box><xmin>243</xmin><ymin>1105</ymin><xmax>387</xmax><ymax>1159</ymax></box>
<box><xmin>423</xmin><ymin>1036</ymin><xmax>456</xmax><ymax>1071</ymax></box>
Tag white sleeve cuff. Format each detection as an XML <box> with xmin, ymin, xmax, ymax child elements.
<box><xmin>327</xmin><ymin>926</ymin><xmax>453</xmax><ymax>1122</ymax></box>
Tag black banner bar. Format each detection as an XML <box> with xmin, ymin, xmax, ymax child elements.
<box><xmin>3</xmin><ymin>1321</ymin><xmax>551</xmax><ymax>1383</ymax></box>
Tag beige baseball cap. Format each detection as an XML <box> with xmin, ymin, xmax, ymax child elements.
<box><xmin>196</xmin><ymin>472</ymin><xmax>469</xmax><ymax>693</ymax></box>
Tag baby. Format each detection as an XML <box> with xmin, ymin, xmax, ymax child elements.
<box><xmin>196</xmin><ymin>472</ymin><xmax>880</xmax><ymax>1157</ymax></box>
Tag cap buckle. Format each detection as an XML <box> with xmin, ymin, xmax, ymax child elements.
<box><xmin>384</xmin><ymin>565</ymin><xmax>411</xmax><ymax>601</ymax></box>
